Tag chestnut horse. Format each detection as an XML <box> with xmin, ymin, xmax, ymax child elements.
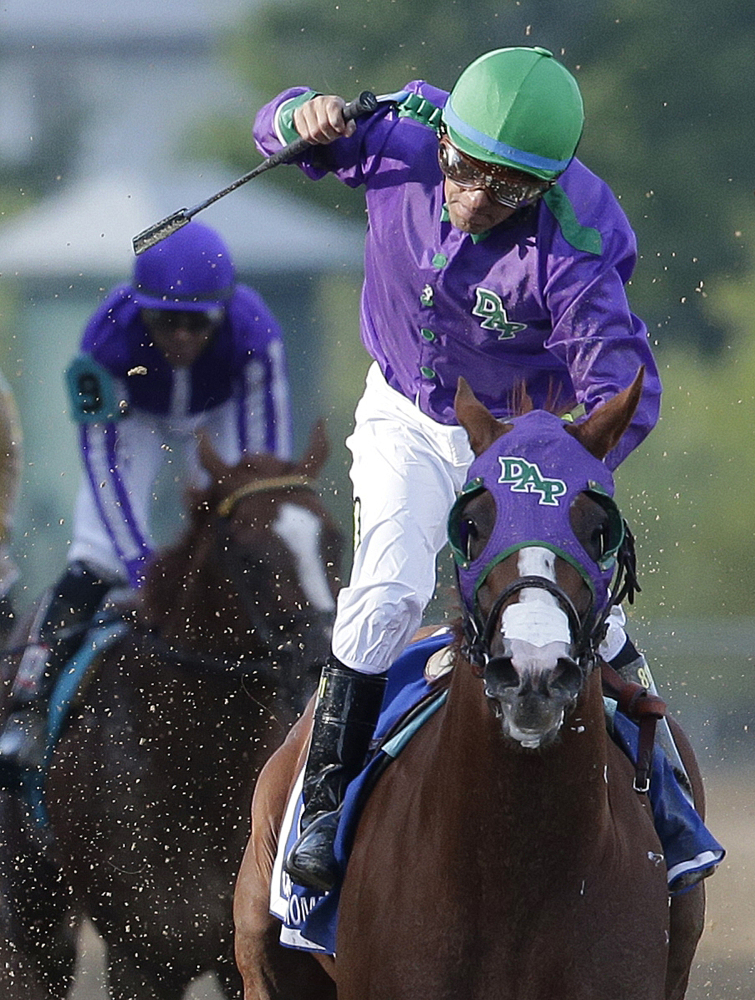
<box><xmin>234</xmin><ymin>375</ymin><xmax>707</xmax><ymax>1000</ymax></box>
<box><xmin>2</xmin><ymin>422</ymin><xmax>343</xmax><ymax>1000</ymax></box>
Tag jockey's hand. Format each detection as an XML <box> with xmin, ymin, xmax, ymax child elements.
<box><xmin>293</xmin><ymin>95</ymin><xmax>356</xmax><ymax>144</ymax></box>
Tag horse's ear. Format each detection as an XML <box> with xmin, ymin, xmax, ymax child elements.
<box><xmin>455</xmin><ymin>377</ymin><xmax>512</xmax><ymax>457</ymax></box>
<box><xmin>300</xmin><ymin>419</ymin><xmax>330</xmax><ymax>478</ymax></box>
<box><xmin>566</xmin><ymin>367</ymin><xmax>645</xmax><ymax>460</ymax></box>
<box><xmin>197</xmin><ymin>430</ymin><xmax>232</xmax><ymax>483</ymax></box>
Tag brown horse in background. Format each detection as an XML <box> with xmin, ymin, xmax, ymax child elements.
<box><xmin>0</xmin><ymin>863</ymin><xmax>51</xmax><ymax>1000</ymax></box>
<box><xmin>234</xmin><ymin>376</ymin><xmax>707</xmax><ymax>1000</ymax></box>
<box><xmin>2</xmin><ymin>422</ymin><xmax>343</xmax><ymax>1000</ymax></box>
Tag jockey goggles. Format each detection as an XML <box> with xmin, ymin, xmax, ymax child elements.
<box><xmin>141</xmin><ymin>307</ymin><xmax>224</xmax><ymax>336</ymax></box>
<box><xmin>438</xmin><ymin>131</ymin><xmax>554</xmax><ymax>209</ymax></box>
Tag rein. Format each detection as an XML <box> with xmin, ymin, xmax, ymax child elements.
<box><xmin>601</xmin><ymin>659</ymin><xmax>667</xmax><ymax>794</ymax></box>
<box><xmin>133</xmin><ymin>626</ymin><xmax>284</xmax><ymax>680</ymax></box>
<box><xmin>30</xmin><ymin>613</ymin><xmax>290</xmax><ymax>681</ymax></box>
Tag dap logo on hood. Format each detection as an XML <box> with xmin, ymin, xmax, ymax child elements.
<box><xmin>496</xmin><ymin>456</ymin><xmax>567</xmax><ymax>506</ymax></box>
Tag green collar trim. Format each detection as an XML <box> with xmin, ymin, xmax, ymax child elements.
<box><xmin>543</xmin><ymin>186</ymin><xmax>603</xmax><ymax>256</ymax></box>
<box><xmin>397</xmin><ymin>92</ymin><xmax>444</xmax><ymax>130</ymax></box>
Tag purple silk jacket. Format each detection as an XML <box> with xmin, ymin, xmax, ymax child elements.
<box><xmin>254</xmin><ymin>82</ymin><xmax>661</xmax><ymax>470</ymax></box>
<box><xmin>70</xmin><ymin>283</ymin><xmax>291</xmax><ymax>586</ymax></box>
<box><xmin>80</xmin><ymin>283</ymin><xmax>289</xmax><ymax>450</ymax></box>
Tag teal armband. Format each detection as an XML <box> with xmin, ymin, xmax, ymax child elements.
<box><xmin>66</xmin><ymin>355</ymin><xmax>124</xmax><ymax>424</ymax></box>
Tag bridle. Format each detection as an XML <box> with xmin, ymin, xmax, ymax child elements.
<box><xmin>462</xmin><ymin>574</ymin><xmax>590</xmax><ymax>679</ymax></box>
<box><xmin>459</xmin><ymin>522</ymin><xmax>640</xmax><ymax>681</ymax></box>
<box><xmin>132</xmin><ymin>473</ymin><xmax>330</xmax><ymax>699</ymax></box>
<box><xmin>456</xmin><ymin>522</ymin><xmax>660</xmax><ymax>790</ymax></box>
<box><xmin>216</xmin><ymin>474</ymin><xmax>315</xmax><ymax>517</ymax></box>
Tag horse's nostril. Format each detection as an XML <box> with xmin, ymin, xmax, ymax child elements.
<box><xmin>484</xmin><ymin>655</ymin><xmax>519</xmax><ymax>690</ymax></box>
<box><xmin>551</xmin><ymin>656</ymin><xmax>583</xmax><ymax>698</ymax></box>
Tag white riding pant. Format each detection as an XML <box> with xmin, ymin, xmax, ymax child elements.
<box><xmin>331</xmin><ymin>364</ymin><xmax>473</xmax><ymax>673</ymax></box>
<box><xmin>332</xmin><ymin>363</ymin><xmax>629</xmax><ymax>676</ymax></box>
<box><xmin>67</xmin><ymin>400</ymin><xmax>249</xmax><ymax>582</ymax></box>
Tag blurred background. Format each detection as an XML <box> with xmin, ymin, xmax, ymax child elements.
<box><xmin>0</xmin><ymin>0</ymin><xmax>752</xmax><ymax>996</ymax></box>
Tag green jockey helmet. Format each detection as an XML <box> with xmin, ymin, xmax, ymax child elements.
<box><xmin>442</xmin><ymin>46</ymin><xmax>584</xmax><ymax>181</ymax></box>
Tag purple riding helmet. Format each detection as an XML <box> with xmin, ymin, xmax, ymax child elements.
<box><xmin>449</xmin><ymin>409</ymin><xmax>631</xmax><ymax>663</ymax></box>
<box><xmin>131</xmin><ymin>221</ymin><xmax>236</xmax><ymax>311</ymax></box>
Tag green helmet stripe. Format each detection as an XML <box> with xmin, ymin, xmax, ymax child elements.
<box><xmin>443</xmin><ymin>99</ymin><xmax>571</xmax><ymax>176</ymax></box>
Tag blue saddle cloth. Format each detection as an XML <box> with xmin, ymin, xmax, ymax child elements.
<box><xmin>270</xmin><ymin>632</ymin><xmax>725</xmax><ymax>955</ymax></box>
<box><xmin>22</xmin><ymin>621</ymin><xmax>129</xmax><ymax>827</ymax></box>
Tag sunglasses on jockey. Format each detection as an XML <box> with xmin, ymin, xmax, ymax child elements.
<box><xmin>141</xmin><ymin>307</ymin><xmax>224</xmax><ymax>337</ymax></box>
<box><xmin>437</xmin><ymin>128</ymin><xmax>555</xmax><ymax>210</ymax></box>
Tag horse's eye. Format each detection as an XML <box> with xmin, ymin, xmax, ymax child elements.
<box><xmin>571</xmin><ymin>493</ymin><xmax>615</xmax><ymax>564</ymax></box>
<box><xmin>462</xmin><ymin>518</ymin><xmax>479</xmax><ymax>560</ymax></box>
<box><xmin>589</xmin><ymin>522</ymin><xmax>608</xmax><ymax>559</ymax></box>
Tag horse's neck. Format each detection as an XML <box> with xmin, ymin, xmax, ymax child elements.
<box><xmin>436</xmin><ymin>666</ymin><xmax>611</xmax><ymax>848</ymax></box>
<box><xmin>141</xmin><ymin>539</ymin><xmax>232</xmax><ymax>648</ymax></box>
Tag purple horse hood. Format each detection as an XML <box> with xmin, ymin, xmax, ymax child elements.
<box><xmin>450</xmin><ymin>410</ymin><xmax>622</xmax><ymax>624</ymax></box>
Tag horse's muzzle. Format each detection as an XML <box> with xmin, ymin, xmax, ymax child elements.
<box><xmin>484</xmin><ymin>649</ymin><xmax>582</xmax><ymax>748</ymax></box>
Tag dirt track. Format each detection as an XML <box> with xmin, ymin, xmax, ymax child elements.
<box><xmin>68</xmin><ymin>769</ymin><xmax>753</xmax><ymax>1000</ymax></box>
<box><xmin>686</xmin><ymin>770</ymin><xmax>755</xmax><ymax>998</ymax></box>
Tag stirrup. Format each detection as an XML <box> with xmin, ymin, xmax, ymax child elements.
<box><xmin>284</xmin><ymin>808</ymin><xmax>342</xmax><ymax>893</ymax></box>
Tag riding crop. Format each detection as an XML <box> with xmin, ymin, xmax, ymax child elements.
<box><xmin>132</xmin><ymin>91</ymin><xmax>378</xmax><ymax>255</ymax></box>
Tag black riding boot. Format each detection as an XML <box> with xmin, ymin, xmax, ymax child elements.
<box><xmin>284</xmin><ymin>660</ymin><xmax>387</xmax><ymax>893</ymax></box>
<box><xmin>0</xmin><ymin>561</ymin><xmax>111</xmax><ymax>787</ymax></box>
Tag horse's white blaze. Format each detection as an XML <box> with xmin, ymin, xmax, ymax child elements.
<box><xmin>499</xmin><ymin>546</ymin><xmax>571</xmax><ymax>649</ymax></box>
<box><xmin>272</xmin><ymin>503</ymin><xmax>335</xmax><ymax>612</ymax></box>
<box><xmin>517</xmin><ymin>546</ymin><xmax>557</xmax><ymax>597</ymax></box>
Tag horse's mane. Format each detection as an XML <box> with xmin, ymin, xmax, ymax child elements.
<box><xmin>507</xmin><ymin>378</ymin><xmax>575</xmax><ymax>419</ymax></box>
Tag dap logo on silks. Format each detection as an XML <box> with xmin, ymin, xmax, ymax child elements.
<box><xmin>497</xmin><ymin>457</ymin><xmax>567</xmax><ymax>506</ymax></box>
